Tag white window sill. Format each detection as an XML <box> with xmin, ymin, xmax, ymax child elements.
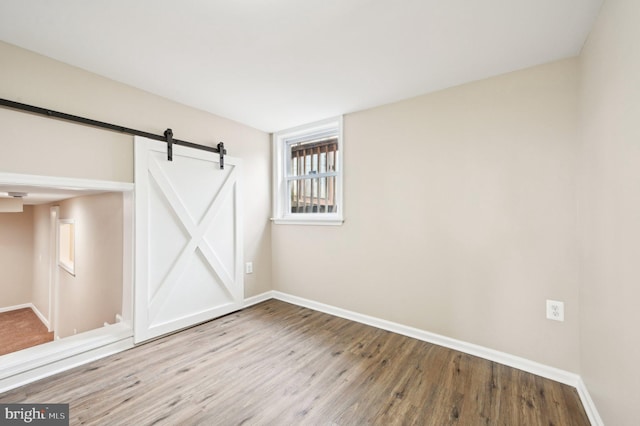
<box><xmin>271</xmin><ymin>217</ymin><xmax>344</xmax><ymax>226</ymax></box>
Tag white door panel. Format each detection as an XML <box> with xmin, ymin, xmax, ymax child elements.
<box><xmin>134</xmin><ymin>137</ymin><xmax>242</xmax><ymax>343</ymax></box>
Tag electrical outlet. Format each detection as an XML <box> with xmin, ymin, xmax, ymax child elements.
<box><xmin>245</xmin><ymin>262</ymin><xmax>253</xmax><ymax>274</ymax></box>
<box><xmin>546</xmin><ymin>300</ymin><xmax>564</xmax><ymax>322</ymax></box>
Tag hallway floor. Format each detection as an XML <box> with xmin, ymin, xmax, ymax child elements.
<box><xmin>0</xmin><ymin>308</ymin><xmax>53</xmax><ymax>356</ymax></box>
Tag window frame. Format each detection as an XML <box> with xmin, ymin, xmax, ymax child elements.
<box><xmin>272</xmin><ymin>116</ymin><xmax>344</xmax><ymax>225</ymax></box>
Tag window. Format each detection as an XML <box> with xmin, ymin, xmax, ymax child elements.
<box><xmin>58</xmin><ymin>219</ymin><xmax>76</xmax><ymax>276</ymax></box>
<box><xmin>273</xmin><ymin>117</ymin><xmax>343</xmax><ymax>225</ymax></box>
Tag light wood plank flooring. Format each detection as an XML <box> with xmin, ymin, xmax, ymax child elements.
<box><xmin>0</xmin><ymin>308</ymin><xmax>53</xmax><ymax>356</ymax></box>
<box><xmin>0</xmin><ymin>300</ymin><xmax>590</xmax><ymax>425</ymax></box>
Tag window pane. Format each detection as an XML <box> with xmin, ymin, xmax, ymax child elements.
<box><xmin>289</xmin><ymin>177</ymin><xmax>337</xmax><ymax>213</ymax></box>
<box><xmin>289</xmin><ymin>137</ymin><xmax>338</xmax><ymax>177</ymax></box>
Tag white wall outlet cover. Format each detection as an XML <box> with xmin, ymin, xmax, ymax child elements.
<box><xmin>245</xmin><ymin>262</ymin><xmax>253</xmax><ymax>274</ymax></box>
<box><xmin>546</xmin><ymin>300</ymin><xmax>565</xmax><ymax>322</ymax></box>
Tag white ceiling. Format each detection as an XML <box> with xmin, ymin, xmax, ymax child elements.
<box><xmin>0</xmin><ymin>0</ymin><xmax>602</xmax><ymax>133</ymax></box>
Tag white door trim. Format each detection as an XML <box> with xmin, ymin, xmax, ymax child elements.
<box><xmin>0</xmin><ymin>172</ymin><xmax>134</xmax><ymax>192</ymax></box>
<box><xmin>0</xmin><ymin>171</ymin><xmax>134</xmax><ymax>390</ymax></box>
<box><xmin>48</xmin><ymin>206</ymin><xmax>59</xmax><ymax>335</ymax></box>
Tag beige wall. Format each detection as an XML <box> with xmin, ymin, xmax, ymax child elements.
<box><xmin>30</xmin><ymin>193</ymin><xmax>126</xmax><ymax>338</ymax></box>
<box><xmin>0</xmin><ymin>206</ymin><xmax>34</xmax><ymax>308</ymax></box>
<box><xmin>0</xmin><ymin>41</ymin><xmax>272</xmax><ymax>297</ymax></box>
<box><xmin>54</xmin><ymin>193</ymin><xmax>123</xmax><ymax>337</ymax></box>
<box><xmin>579</xmin><ymin>0</ymin><xmax>640</xmax><ymax>424</ymax></box>
<box><xmin>273</xmin><ymin>58</ymin><xmax>581</xmax><ymax>371</ymax></box>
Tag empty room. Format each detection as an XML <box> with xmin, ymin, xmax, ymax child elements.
<box><xmin>0</xmin><ymin>0</ymin><xmax>638</xmax><ymax>425</ymax></box>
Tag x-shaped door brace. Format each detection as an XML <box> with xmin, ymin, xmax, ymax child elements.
<box><xmin>147</xmin><ymin>156</ymin><xmax>237</xmax><ymax>324</ymax></box>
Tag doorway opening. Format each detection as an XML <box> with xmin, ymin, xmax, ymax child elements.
<box><xmin>0</xmin><ymin>172</ymin><xmax>134</xmax><ymax>391</ymax></box>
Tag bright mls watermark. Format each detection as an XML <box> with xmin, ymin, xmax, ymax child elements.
<box><xmin>1</xmin><ymin>404</ymin><xmax>68</xmax><ymax>425</ymax></box>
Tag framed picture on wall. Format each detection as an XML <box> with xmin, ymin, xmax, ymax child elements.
<box><xmin>59</xmin><ymin>219</ymin><xmax>76</xmax><ymax>276</ymax></box>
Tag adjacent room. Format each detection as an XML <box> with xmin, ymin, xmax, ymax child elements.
<box><xmin>0</xmin><ymin>189</ymin><xmax>126</xmax><ymax>355</ymax></box>
<box><xmin>0</xmin><ymin>0</ymin><xmax>638</xmax><ymax>424</ymax></box>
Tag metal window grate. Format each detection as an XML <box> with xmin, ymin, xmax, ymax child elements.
<box><xmin>288</xmin><ymin>137</ymin><xmax>338</xmax><ymax>213</ymax></box>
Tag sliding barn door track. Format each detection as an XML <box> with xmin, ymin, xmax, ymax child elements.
<box><xmin>0</xmin><ymin>98</ymin><xmax>226</xmax><ymax>169</ymax></box>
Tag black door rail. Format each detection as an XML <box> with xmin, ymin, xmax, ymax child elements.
<box><xmin>0</xmin><ymin>98</ymin><xmax>226</xmax><ymax>169</ymax></box>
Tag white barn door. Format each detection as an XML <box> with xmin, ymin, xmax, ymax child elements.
<box><xmin>134</xmin><ymin>137</ymin><xmax>243</xmax><ymax>343</ymax></box>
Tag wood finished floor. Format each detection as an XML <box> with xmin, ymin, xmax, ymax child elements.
<box><xmin>0</xmin><ymin>308</ymin><xmax>53</xmax><ymax>356</ymax></box>
<box><xmin>0</xmin><ymin>300</ymin><xmax>590</xmax><ymax>425</ymax></box>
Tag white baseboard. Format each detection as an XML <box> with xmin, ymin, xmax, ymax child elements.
<box><xmin>29</xmin><ymin>303</ymin><xmax>50</xmax><ymax>330</ymax></box>
<box><xmin>267</xmin><ymin>290</ymin><xmax>603</xmax><ymax>425</ymax></box>
<box><xmin>243</xmin><ymin>291</ymin><xmax>273</xmax><ymax>308</ymax></box>
<box><xmin>576</xmin><ymin>377</ymin><xmax>604</xmax><ymax>426</ymax></box>
<box><xmin>0</xmin><ymin>303</ymin><xmax>32</xmax><ymax>313</ymax></box>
